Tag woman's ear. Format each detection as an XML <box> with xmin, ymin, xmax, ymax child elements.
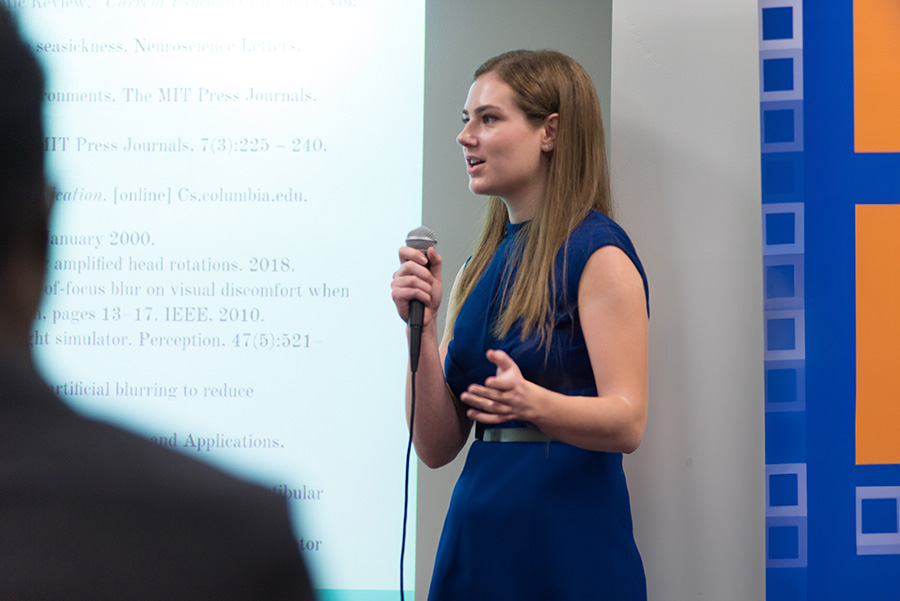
<box><xmin>542</xmin><ymin>113</ymin><xmax>559</xmax><ymax>151</ymax></box>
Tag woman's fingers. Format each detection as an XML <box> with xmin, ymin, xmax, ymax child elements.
<box><xmin>391</xmin><ymin>246</ymin><xmax>443</xmax><ymax>323</ymax></box>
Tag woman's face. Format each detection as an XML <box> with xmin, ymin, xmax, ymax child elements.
<box><xmin>457</xmin><ymin>72</ymin><xmax>552</xmax><ymax>215</ymax></box>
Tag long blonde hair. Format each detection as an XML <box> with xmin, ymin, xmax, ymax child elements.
<box><xmin>448</xmin><ymin>50</ymin><xmax>612</xmax><ymax>349</ymax></box>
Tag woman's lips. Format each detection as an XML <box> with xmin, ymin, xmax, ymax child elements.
<box><xmin>466</xmin><ymin>156</ymin><xmax>485</xmax><ymax>174</ymax></box>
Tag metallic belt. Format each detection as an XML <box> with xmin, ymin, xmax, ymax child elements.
<box><xmin>478</xmin><ymin>427</ymin><xmax>556</xmax><ymax>443</ymax></box>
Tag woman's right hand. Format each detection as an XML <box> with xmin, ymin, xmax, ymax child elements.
<box><xmin>391</xmin><ymin>245</ymin><xmax>443</xmax><ymax>326</ymax></box>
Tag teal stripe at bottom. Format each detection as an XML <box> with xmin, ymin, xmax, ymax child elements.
<box><xmin>317</xmin><ymin>590</ymin><xmax>414</xmax><ymax>601</ymax></box>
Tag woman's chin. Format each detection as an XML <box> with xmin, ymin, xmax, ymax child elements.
<box><xmin>467</xmin><ymin>181</ymin><xmax>494</xmax><ymax>197</ymax></box>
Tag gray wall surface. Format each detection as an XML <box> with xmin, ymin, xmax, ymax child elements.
<box><xmin>417</xmin><ymin>1</ymin><xmax>765</xmax><ymax>599</ymax></box>
<box><xmin>610</xmin><ymin>2</ymin><xmax>765</xmax><ymax>600</ymax></box>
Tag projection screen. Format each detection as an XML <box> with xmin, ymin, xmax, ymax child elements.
<box><xmin>14</xmin><ymin>2</ymin><xmax>424</xmax><ymax>598</ymax></box>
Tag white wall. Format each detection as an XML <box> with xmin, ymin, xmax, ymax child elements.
<box><xmin>610</xmin><ymin>2</ymin><xmax>765</xmax><ymax>600</ymax></box>
<box><xmin>418</xmin><ymin>1</ymin><xmax>765</xmax><ymax>599</ymax></box>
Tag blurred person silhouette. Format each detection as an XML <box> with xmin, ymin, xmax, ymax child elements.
<box><xmin>0</xmin><ymin>8</ymin><xmax>316</xmax><ymax>600</ymax></box>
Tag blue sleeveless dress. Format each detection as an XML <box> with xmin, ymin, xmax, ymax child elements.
<box><xmin>431</xmin><ymin>210</ymin><xmax>649</xmax><ymax>601</ymax></box>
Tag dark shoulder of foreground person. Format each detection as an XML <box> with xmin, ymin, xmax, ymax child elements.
<box><xmin>0</xmin><ymin>356</ymin><xmax>316</xmax><ymax>601</ymax></box>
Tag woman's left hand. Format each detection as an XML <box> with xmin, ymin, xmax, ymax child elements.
<box><xmin>460</xmin><ymin>349</ymin><xmax>540</xmax><ymax>424</ymax></box>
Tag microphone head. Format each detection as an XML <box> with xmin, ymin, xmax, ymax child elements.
<box><xmin>406</xmin><ymin>226</ymin><xmax>437</xmax><ymax>253</ymax></box>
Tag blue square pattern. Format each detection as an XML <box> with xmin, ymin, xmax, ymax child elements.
<box><xmin>856</xmin><ymin>487</ymin><xmax>900</xmax><ymax>555</ymax></box>
<box><xmin>765</xmin><ymin>108</ymin><xmax>796</xmax><ymax>144</ymax></box>
<box><xmin>862</xmin><ymin>498</ymin><xmax>899</xmax><ymax>534</ymax></box>
<box><xmin>761</xmin><ymin>102</ymin><xmax>804</xmax><ymax>153</ymax></box>
<box><xmin>767</xmin><ymin>367</ymin><xmax>798</xmax><ymax>404</ymax></box>
<box><xmin>768</xmin><ymin>317</ymin><xmax>796</xmax><ymax>351</ymax></box>
<box><xmin>763</xmin><ymin>6</ymin><xmax>794</xmax><ymax>40</ymax></box>
<box><xmin>763</xmin><ymin>309</ymin><xmax>805</xmax><ymax>361</ymax></box>
<box><xmin>764</xmin><ymin>256</ymin><xmax>804</xmax><ymax>311</ymax></box>
<box><xmin>767</xmin><ymin>517</ymin><xmax>807</xmax><ymax>567</ymax></box>
<box><xmin>766</xmin><ymin>264</ymin><xmax>796</xmax><ymax>298</ymax></box>
<box><xmin>765</xmin><ymin>360</ymin><xmax>805</xmax><ymax>412</ymax></box>
<box><xmin>766</xmin><ymin>212</ymin><xmax>796</xmax><ymax>245</ymax></box>
<box><xmin>764</xmin><ymin>58</ymin><xmax>795</xmax><ymax>92</ymax></box>
<box><xmin>769</xmin><ymin>525</ymin><xmax>800</xmax><ymax>559</ymax></box>
<box><xmin>763</xmin><ymin>158</ymin><xmax>797</xmax><ymax>195</ymax></box>
<box><xmin>766</xmin><ymin>463</ymin><xmax>807</xmax><ymax>517</ymax></box>
<box><xmin>771</xmin><ymin>473</ymin><xmax>800</xmax><ymax>507</ymax></box>
<box><xmin>759</xmin><ymin>49</ymin><xmax>803</xmax><ymax>102</ymax></box>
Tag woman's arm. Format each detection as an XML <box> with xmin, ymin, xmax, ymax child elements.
<box><xmin>459</xmin><ymin>245</ymin><xmax>648</xmax><ymax>453</ymax></box>
<box><xmin>392</xmin><ymin>249</ymin><xmax>472</xmax><ymax>467</ymax></box>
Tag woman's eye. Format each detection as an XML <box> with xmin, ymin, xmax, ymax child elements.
<box><xmin>482</xmin><ymin>115</ymin><xmax>497</xmax><ymax>123</ymax></box>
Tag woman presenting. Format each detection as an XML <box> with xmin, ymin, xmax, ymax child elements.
<box><xmin>392</xmin><ymin>49</ymin><xmax>649</xmax><ymax>601</ymax></box>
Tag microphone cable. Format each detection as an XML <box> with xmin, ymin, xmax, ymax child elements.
<box><xmin>400</xmin><ymin>369</ymin><xmax>417</xmax><ymax>601</ymax></box>
<box><xmin>399</xmin><ymin>226</ymin><xmax>434</xmax><ymax>600</ymax></box>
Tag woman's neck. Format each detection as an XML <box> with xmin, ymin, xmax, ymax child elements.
<box><xmin>501</xmin><ymin>190</ymin><xmax>542</xmax><ymax>224</ymax></box>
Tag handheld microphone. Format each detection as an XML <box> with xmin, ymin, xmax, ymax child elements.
<box><xmin>405</xmin><ymin>226</ymin><xmax>437</xmax><ymax>373</ymax></box>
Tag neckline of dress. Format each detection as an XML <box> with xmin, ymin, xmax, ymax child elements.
<box><xmin>505</xmin><ymin>220</ymin><xmax>529</xmax><ymax>237</ymax></box>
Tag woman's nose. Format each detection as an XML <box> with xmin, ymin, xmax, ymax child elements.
<box><xmin>457</xmin><ymin>123</ymin><xmax>475</xmax><ymax>147</ymax></box>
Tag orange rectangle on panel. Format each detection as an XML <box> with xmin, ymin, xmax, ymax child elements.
<box><xmin>856</xmin><ymin>205</ymin><xmax>900</xmax><ymax>464</ymax></box>
<box><xmin>854</xmin><ymin>0</ymin><xmax>900</xmax><ymax>153</ymax></box>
